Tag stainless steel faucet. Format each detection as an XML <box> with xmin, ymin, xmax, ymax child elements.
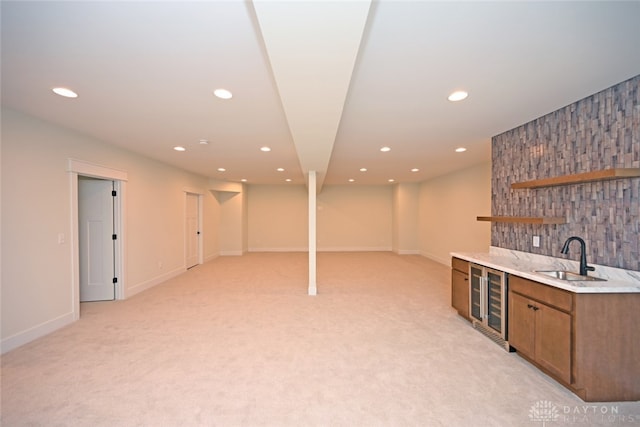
<box><xmin>561</xmin><ymin>236</ymin><xmax>595</xmax><ymax>276</ymax></box>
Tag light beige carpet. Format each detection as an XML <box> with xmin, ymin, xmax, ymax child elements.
<box><xmin>2</xmin><ymin>252</ymin><xmax>639</xmax><ymax>426</ymax></box>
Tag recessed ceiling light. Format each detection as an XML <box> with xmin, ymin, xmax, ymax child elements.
<box><xmin>173</xmin><ymin>146</ymin><xmax>186</xmax><ymax>152</ymax></box>
<box><xmin>359</xmin><ymin>168</ymin><xmax>367</xmax><ymax>172</ymax></box>
<box><xmin>380</xmin><ymin>146</ymin><xmax>391</xmax><ymax>152</ymax></box>
<box><xmin>260</xmin><ymin>146</ymin><xmax>271</xmax><ymax>152</ymax></box>
<box><xmin>455</xmin><ymin>147</ymin><xmax>467</xmax><ymax>153</ymax></box>
<box><xmin>277</xmin><ymin>168</ymin><xmax>285</xmax><ymax>172</ymax></box>
<box><xmin>348</xmin><ymin>179</ymin><xmax>355</xmax><ymax>182</ymax></box>
<box><xmin>448</xmin><ymin>90</ymin><xmax>468</xmax><ymax>102</ymax></box>
<box><xmin>217</xmin><ymin>168</ymin><xmax>226</xmax><ymax>172</ymax></box>
<box><xmin>411</xmin><ymin>168</ymin><xmax>420</xmax><ymax>172</ymax></box>
<box><xmin>52</xmin><ymin>87</ymin><xmax>78</xmax><ymax>98</ymax></box>
<box><xmin>241</xmin><ymin>178</ymin><xmax>247</xmax><ymax>182</ymax></box>
<box><xmin>285</xmin><ymin>178</ymin><xmax>292</xmax><ymax>182</ymax></box>
<box><xmin>388</xmin><ymin>179</ymin><xmax>395</xmax><ymax>183</ymax></box>
<box><xmin>199</xmin><ymin>139</ymin><xmax>209</xmax><ymax>145</ymax></box>
<box><xmin>213</xmin><ymin>88</ymin><xmax>233</xmax><ymax>99</ymax></box>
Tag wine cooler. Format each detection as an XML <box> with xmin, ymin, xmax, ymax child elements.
<box><xmin>469</xmin><ymin>263</ymin><xmax>511</xmax><ymax>350</ymax></box>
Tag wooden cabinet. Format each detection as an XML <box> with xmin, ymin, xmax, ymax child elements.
<box><xmin>508</xmin><ymin>275</ymin><xmax>640</xmax><ymax>402</ymax></box>
<box><xmin>509</xmin><ymin>289</ymin><xmax>571</xmax><ymax>384</ymax></box>
<box><xmin>451</xmin><ymin>257</ymin><xmax>470</xmax><ymax>320</ymax></box>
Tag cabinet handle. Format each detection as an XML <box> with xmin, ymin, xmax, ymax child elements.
<box><xmin>527</xmin><ymin>303</ymin><xmax>540</xmax><ymax>311</ymax></box>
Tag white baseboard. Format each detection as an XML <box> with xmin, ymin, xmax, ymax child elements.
<box><xmin>219</xmin><ymin>250</ymin><xmax>244</xmax><ymax>256</ymax></box>
<box><xmin>394</xmin><ymin>249</ymin><xmax>421</xmax><ymax>255</ymax></box>
<box><xmin>1</xmin><ymin>311</ymin><xmax>75</xmax><ymax>354</ymax></box>
<box><xmin>204</xmin><ymin>253</ymin><xmax>219</xmax><ymax>263</ymax></box>
<box><xmin>318</xmin><ymin>246</ymin><xmax>392</xmax><ymax>252</ymax></box>
<box><xmin>247</xmin><ymin>247</ymin><xmax>396</xmax><ymax>253</ymax></box>
<box><xmin>126</xmin><ymin>266</ymin><xmax>185</xmax><ymax>298</ymax></box>
<box><xmin>248</xmin><ymin>247</ymin><xmax>307</xmax><ymax>252</ymax></box>
<box><xmin>420</xmin><ymin>251</ymin><xmax>450</xmax><ymax>266</ymax></box>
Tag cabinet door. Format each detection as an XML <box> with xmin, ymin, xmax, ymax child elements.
<box><xmin>509</xmin><ymin>292</ymin><xmax>535</xmax><ymax>358</ymax></box>
<box><xmin>451</xmin><ymin>269</ymin><xmax>469</xmax><ymax>319</ymax></box>
<box><xmin>535</xmin><ymin>304</ymin><xmax>572</xmax><ymax>384</ymax></box>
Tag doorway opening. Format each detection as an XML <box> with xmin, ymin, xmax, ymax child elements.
<box><xmin>68</xmin><ymin>159</ymin><xmax>127</xmax><ymax>320</ymax></box>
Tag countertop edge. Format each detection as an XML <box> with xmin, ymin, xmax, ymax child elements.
<box><xmin>450</xmin><ymin>252</ymin><xmax>640</xmax><ymax>294</ymax></box>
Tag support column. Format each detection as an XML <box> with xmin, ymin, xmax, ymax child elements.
<box><xmin>308</xmin><ymin>171</ymin><xmax>317</xmax><ymax>295</ymax></box>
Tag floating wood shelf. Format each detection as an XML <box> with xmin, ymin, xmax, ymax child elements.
<box><xmin>511</xmin><ymin>168</ymin><xmax>640</xmax><ymax>189</ymax></box>
<box><xmin>477</xmin><ymin>216</ymin><xmax>566</xmax><ymax>225</ymax></box>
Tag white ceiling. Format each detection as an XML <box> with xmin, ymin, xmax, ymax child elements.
<box><xmin>2</xmin><ymin>1</ymin><xmax>639</xmax><ymax>190</ymax></box>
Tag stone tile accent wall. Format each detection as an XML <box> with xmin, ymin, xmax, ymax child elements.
<box><xmin>491</xmin><ymin>75</ymin><xmax>640</xmax><ymax>271</ymax></box>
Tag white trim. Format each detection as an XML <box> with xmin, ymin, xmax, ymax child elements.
<box><xmin>204</xmin><ymin>253</ymin><xmax>219</xmax><ymax>263</ymax></box>
<box><xmin>248</xmin><ymin>247</ymin><xmax>308</xmax><ymax>252</ymax></box>
<box><xmin>246</xmin><ymin>247</ymin><xmax>395</xmax><ymax>253</ymax></box>
<box><xmin>219</xmin><ymin>250</ymin><xmax>244</xmax><ymax>256</ymax></box>
<box><xmin>183</xmin><ymin>186</ymin><xmax>205</xmax><ymax>195</ymax></box>
<box><xmin>126</xmin><ymin>267</ymin><xmax>185</xmax><ymax>298</ymax></box>
<box><xmin>394</xmin><ymin>249</ymin><xmax>421</xmax><ymax>255</ymax></box>
<box><xmin>1</xmin><ymin>312</ymin><xmax>74</xmax><ymax>354</ymax></box>
<box><xmin>420</xmin><ymin>251</ymin><xmax>450</xmax><ymax>267</ymax></box>
<box><xmin>68</xmin><ymin>158</ymin><xmax>128</xmax><ymax>181</ymax></box>
<box><xmin>114</xmin><ymin>181</ymin><xmax>127</xmax><ymax>299</ymax></box>
<box><xmin>318</xmin><ymin>246</ymin><xmax>393</xmax><ymax>252</ymax></box>
<box><xmin>68</xmin><ymin>159</ymin><xmax>128</xmax><ymax>319</ymax></box>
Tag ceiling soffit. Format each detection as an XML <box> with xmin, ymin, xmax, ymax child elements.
<box><xmin>252</xmin><ymin>0</ymin><xmax>372</xmax><ymax>190</ymax></box>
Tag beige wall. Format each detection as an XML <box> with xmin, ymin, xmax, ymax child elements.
<box><xmin>317</xmin><ymin>185</ymin><xmax>392</xmax><ymax>251</ymax></box>
<box><xmin>247</xmin><ymin>184</ymin><xmax>393</xmax><ymax>252</ymax></box>
<box><xmin>247</xmin><ymin>184</ymin><xmax>309</xmax><ymax>251</ymax></box>
<box><xmin>392</xmin><ymin>183</ymin><xmax>419</xmax><ymax>254</ymax></box>
<box><xmin>1</xmin><ymin>108</ymin><xmax>219</xmax><ymax>351</ymax></box>
<box><xmin>418</xmin><ymin>162</ymin><xmax>492</xmax><ymax>265</ymax></box>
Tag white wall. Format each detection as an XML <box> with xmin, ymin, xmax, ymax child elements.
<box><xmin>418</xmin><ymin>162</ymin><xmax>492</xmax><ymax>265</ymax></box>
<box><xmin>1</xmin><ymin>108</ymin><xmax>219</xmax><ymax>352</ymax></box>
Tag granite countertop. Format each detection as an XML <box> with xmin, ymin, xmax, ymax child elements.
<box><xmin>450</xmin><ymin>251</ymin><xmax>640</xmax><ymax>294</ymax></box>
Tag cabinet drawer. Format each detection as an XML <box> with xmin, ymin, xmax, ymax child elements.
<box><xmin>510</xmin><ymin>275</ymin><xmax>573</xmax><ymax>313</ymax></box>
<box><xmin>452</xmin><ymin>257</ymin><xmax>470</xmax><ymax>274</ymax></box>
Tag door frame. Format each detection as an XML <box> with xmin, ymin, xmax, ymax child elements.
<box><xmin>68</xmin><ymin>159</ymin><xmax>127</xmax><ymax>320</ymax></box>
<box><xmin>184</xmin><ymin>189</ymin><xmax>204</xmax><ymax>267</ymax></box>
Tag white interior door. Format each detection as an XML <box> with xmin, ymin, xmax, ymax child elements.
<box><xmin>185</xmin><ymin>193</ymin><xmax>200</xmax><ymax>269</ymax></box>
<box><xmin>79</xmin><ymin>177</ymin><xmax>115</xmax><ymax>301</ymax></box>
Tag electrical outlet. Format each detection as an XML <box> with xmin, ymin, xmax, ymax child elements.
<box><xmin>533</xmin><ymin>235</ymin><xmax>541</xmax><ymax>247</ymax></box>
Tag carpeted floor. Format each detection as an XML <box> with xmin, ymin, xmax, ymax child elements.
<box><xmin>2</xmin><ymin>252</ymin><xmax>639</xmax><ymax>426</ymax></box>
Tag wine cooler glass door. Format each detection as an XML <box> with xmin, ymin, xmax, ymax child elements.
<box><xmin>487</xmin><ymin>270</ymin><xmax>504</xmax><ymax>334</ymax></box>
<box><xmin>470</xmin><ymin>265</ymin><xmax>484</xmax><ymax>322</ymax></box>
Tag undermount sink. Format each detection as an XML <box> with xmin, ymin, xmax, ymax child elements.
<box><xmin>535</xmin><ymin>270</ymin><xmax>607</xmax><ymax>282</ymax></box>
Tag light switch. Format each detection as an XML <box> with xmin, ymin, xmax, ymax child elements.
<box><xmin>532</xmin><ymin>235</ymin><xmax>540</xmax><ymax>247</ymax></box>
<box><xmin>58</xmin><ymin>233</ymin><xmax>65</xmax><ymax>244</ymax></box>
